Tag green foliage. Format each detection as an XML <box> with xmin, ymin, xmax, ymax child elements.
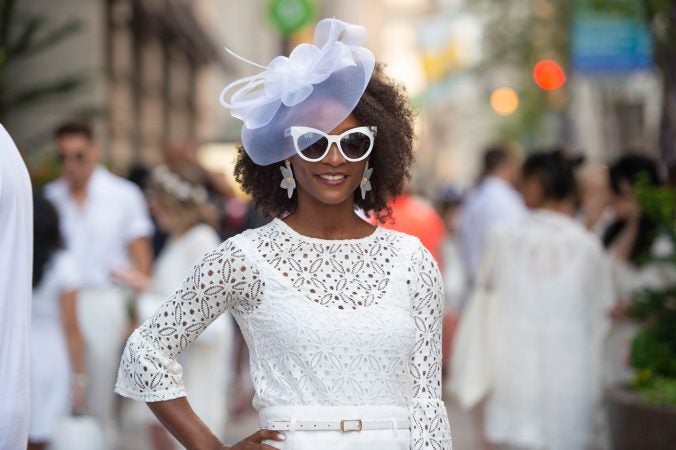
<box><xmin>629</xmin><ymin>178</ymin><xmax>676</xmax><ymax>407</ymax></box>
<box><xmin>633</xmin><ymin>174</ymin><xmax>676</xmax><ymax>261</ymax></box>
<box><xmin>633</xmin><ymin>374</ymin><xmax>676</xmax><ymax>407</ymax></box>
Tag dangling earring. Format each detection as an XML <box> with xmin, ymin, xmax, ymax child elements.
<box><xmin>360</xmin><ymin>162</ymin><xmax>373</xmax><ymax>200</ymax></box>
<box><xmin>280</xmin><ymin>160</ymin><xmax>296</xmax><ymax>198</ymax></box>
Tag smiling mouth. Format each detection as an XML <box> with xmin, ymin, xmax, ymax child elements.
<box><xmin>316</xmin><ymin>173</ymin><xmax>348</xmax><ymax>185</ymax></box>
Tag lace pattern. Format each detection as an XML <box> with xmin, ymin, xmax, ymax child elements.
<box><xmin>255</xmin><ymin>222</ymin><xmax>398</xmax><ymax>309</ymax></box>
<box><xmin>115</xmin><ymin>220</ymin><xmax>451</xmax><ymax>449</ymax></box>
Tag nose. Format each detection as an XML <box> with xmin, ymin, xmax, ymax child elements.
<box><xmin>322</xmin><ymin>142</ymin><xmax>346</xmax><ymax>166</ymax></box>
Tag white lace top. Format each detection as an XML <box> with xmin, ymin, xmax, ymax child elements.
<box><xmin>115</xmin><ymin>219</ymin><xmax>452</xmax><ymax>449</ymax></box>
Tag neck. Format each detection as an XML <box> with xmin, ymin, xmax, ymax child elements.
<box><xmin>483</xmin><ymin>172</ymin><xmax>511</xmax><ymax>188</ymax></box>
<box><xmin>540</xmin><ymin>200</ymin><xmax>575</xmax><ymax>217</ymax></box>
<box><xmin>284</xmin><ymin>192</ymin><xmax>373</xmax><ymax>240</ymax></box>
<box><xmin>68</xmin><ymin>175</ymin><xmax>93</xmax><ymax>207</ymax></box>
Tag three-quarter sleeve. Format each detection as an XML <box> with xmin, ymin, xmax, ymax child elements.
<box><xmin>115</xmin><ymin>239</ymin><xmax>262</xmax><ymax>402</ymax></box>
<box><xmin>409</xmin><ymin>244</ymin><xmax>453</xmax><ymax>450</ymax></box>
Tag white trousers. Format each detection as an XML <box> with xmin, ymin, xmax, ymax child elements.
<box><xmin>259</xmin><ymin>405</ymin><xmax>410</xmax><ymax>450</ymax></box>
<box><xmin>78</xmin><ymin>288</ymin><xmax>129</xmax><ymax>450</ymax></box>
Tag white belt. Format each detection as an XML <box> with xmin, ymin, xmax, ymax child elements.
<box><xmin>262</xmin><ymin>418</ymin><xmax>410</xmax><ymax>432</ymax></box>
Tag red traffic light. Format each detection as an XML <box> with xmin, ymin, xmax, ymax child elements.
<box><xmin>532</xmin><ymin>59</ymin><xmax>566</xmax><ymax>91</ymax></box>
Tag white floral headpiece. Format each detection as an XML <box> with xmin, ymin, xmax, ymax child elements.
<box><xmin>219</xmin><ymin>18</ymin><xmax>375</xmax><ymax>165</ymax></box>
<box><xmin>151</xmin><ymin>165</ymin><xmax>208</xmax><ymax>204</ymax></box>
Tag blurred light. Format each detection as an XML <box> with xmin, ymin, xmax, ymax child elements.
<box><xmin>532</xmin><ymin>59</ymin><xmax>566</xmax><ymax>90</ymax></box>
<box><xmin>490</xmin><ymin>87</ymin><xmax>519</xmax><ymax>116</ymax></box>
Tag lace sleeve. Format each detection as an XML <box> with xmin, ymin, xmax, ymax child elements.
<box><xmin>115</xmin><ymin>239</ymin><xmax>262</xmax><ymax>402</ymax></box>
<box><xmin>409</xmin><ymin>244</ymin><xmax>453</xmax><ymax>450</ymax></box>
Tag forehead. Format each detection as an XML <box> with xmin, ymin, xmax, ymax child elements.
<box><xmin>57</xmin><ymin>134</ymin><xmax>93</xmax><ymax>151</ymax></box>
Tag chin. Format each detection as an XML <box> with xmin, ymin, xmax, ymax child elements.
<box><xmin>313</xmin><ymin>192</ymin><xmax>354</xmax><ymax>205</ymax></box>
<box><xmin>303</xmin><ymin>186</ymin><xmax>357</xmax><ymax>205</ymax></box>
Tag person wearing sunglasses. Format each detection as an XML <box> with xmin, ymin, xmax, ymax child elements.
<box><xmin>44</xmin><ymin>121</ymin><xmax>154</xmax><ymax>448</ymax></box>
<box><xmin>115</xmin><ymin>18</ymin><xmax>451</xmax><ymax>450</ymax></box>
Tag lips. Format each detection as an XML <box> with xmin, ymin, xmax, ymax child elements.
<box><xmin>316</xmin><ymin>173</ymin><xmax>348</xmax><ymax>186</ymax></box>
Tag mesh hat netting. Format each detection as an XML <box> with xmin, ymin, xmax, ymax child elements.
<box><xmin>219</xmin><ymin>18</ymin><xmax>375</xmax><ymax>166</ymax></box>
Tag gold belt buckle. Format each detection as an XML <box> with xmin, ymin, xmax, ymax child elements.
<box><xmin>340</xmin><ymin>419</ymin><xmax>363</xmax><ymax>432</ymax></box>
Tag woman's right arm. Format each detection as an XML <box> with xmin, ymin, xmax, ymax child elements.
<box><xmin>115</xmin><ymin>239</ymin><xmax>270</xmax><ymax>448</ymax></box>
<box><xmin>148</xmin><ymin>398</ymin><xmax>284</xmax><ymax>449</ymax></box>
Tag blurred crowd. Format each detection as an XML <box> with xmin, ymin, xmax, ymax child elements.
<box><xmin>435</xmin><ymin>144</ymin><xmax>676</xmax><ymax>450</ymax></box>
<box><xmin>28</xmin><ymin>119</ymin><xmax>676</xmax><ymax>450</ymax></box>
<box><xmin>29</xmin><ymin>121</ymin><xmax>266</xmax><ymax>450</ymax></box>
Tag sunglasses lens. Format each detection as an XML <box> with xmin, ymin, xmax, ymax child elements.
<box><xmin>340</xmin><ymin>131</ymin><xmax>372</xmax><ymax>160</ymax></box>
<box><xmin>57</xmin><ymin>152</ymin><xmax>86</xmax><ymax>164</ymax></box>
<box><xmin>296</xmin><ymin>131</ymin><xmax>328</xmax><ymax>160</ymax></box>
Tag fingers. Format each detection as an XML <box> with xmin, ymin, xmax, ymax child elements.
<box><xmin>250</xmin><ymin>429</ymin><xmax>285</xmax><ymax>443</ymax></box>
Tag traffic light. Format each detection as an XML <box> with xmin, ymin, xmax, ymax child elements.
<box><xmin>532</xmin><ymin>59</ymin><xmax>566</xmax><ymax>91</ymax></box>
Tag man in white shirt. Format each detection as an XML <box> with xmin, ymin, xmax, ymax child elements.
<box><xmin>458</xmin><ymin>143</ymin><xmax>526</xmax><ymax>287</ymax></box>
<box><xmin>45</xmin><ymin>121</ymin><xmax>153</xmax><ymax>448</ymax></box>
<box><xmin>0</xmin><ymin>125</ymin><xmax>33</xmax><ymax>450</ymax></box>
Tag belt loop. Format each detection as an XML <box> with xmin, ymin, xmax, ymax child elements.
<box><xmin>390</xmin><ymin>418</ymin><xmax>398</xmax><ymax>437</ymax></box>
<box><xmin>289</xmin><ymin>416</ymin><xmax>297</xmax><ymax>433</ymax></box>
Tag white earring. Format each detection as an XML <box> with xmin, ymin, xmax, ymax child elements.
<box><xmin>360</xmin><ymin>162</ymin><xmax>373</xmax><ymax>200</ymax></box>
<box><xmin>280</xmin><ymin>160</ymin><xmax>296</xmax><ymax>198</ymax></box>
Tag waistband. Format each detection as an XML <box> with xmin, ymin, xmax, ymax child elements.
<box><xmin>259</xmin><ymin>405</ymin><xmax>410</xmax><ymax>432</ymax></box>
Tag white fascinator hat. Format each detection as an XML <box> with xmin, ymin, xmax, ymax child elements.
<box><xmin>219</xmin><ymin>18</ymin><xmax>375</xmax><ymax>166</ymax></box>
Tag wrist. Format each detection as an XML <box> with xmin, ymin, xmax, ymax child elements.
<box><xmin>73</xmin><ymin>373</ymin><xmax>87</xmax><ymax>386</ymax></box>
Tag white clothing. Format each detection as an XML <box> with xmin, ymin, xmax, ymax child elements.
<box><xmin>458</xmin><ymin>176</ymin><xmax>526</xmax><ymax>282</ymax></box>
<box><xmin>461</xmin><ymin>211</ymin><xmax>614</xmax><ymax>450</ymax></box>
<box><xmin>136</xmin><ymin>224</ymin><xmax>232</xmax><ymax>438</ymax></box>
<box><xmin>78</xmin><ymin>287</ymin><xmax>128</xmax><ymax>449</ymax></box>
<box><xmin>45</xmin><ymin>165</ymin><xmax>152</xmax><ymax>449</ymax></box>
<box><xmin>45</xmin><ymin>166</ymin><xmax>153</xmax><ymax>288</ymax></box>
<box><xmin>604</xmin><ymin>235</ymin><xmax>676</xmax><ymax>386</ymax></box>
<box><xmin>29</xmin><ymin>251</ymin><xmax>80</xmax><ymax>441</ymax></box>
<box><xmin>611</xmin><ymin>234</ymin><xmax>676</xmax><ymax>299</ymax></box>
<box><xmin>0</xmin><ymin>125</ymin><xmax>33</xmax><ymax>450</ymax></box>
<box><xmin>259</xmin><ymin>405</ymin><xmax>411</xmax><ymax>449</ymax></box>
<box><xmin>116</xmin><ymin>219</ymin><xmax>452</xmax><ymax>449</ymax></box>
<box><xmin>441</xmin><ymin>238</ymin><xmax>465</xmax><ymax>311</ymax></box>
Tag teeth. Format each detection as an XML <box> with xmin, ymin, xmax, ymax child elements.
<box><xmin>319</xmin><ymin>174</ymin><xmax>346</xmax><ymax>181</ymax></box>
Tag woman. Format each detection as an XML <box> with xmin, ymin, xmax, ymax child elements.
<box><xmin>115</xmin><ymin>18</ymin><xmax>451</xmax><ymax>450</ymax></box>
<box><xmin>452</xmin><ymin>151</ymin><xmax>614</xmax><ymax>450</ymax></box>
<box><xmin>601</xmin><ymin>154</ymin><xmax>676</xmax><ymax>385</ymax></box>
<box><xmin>29</xmin><ymin>194</ymin><xmax>86</xmax><ymax>449</ymax></box>
<box><xmin>113</xmin><ymin>165</ymin><xmax>233</xmax><ymax>448</ymax></box>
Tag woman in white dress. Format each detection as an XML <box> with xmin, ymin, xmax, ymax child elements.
<box><xmin>452</xmin><ymin>151</ymin><xmax>615</xmax><ymax>450</ymax></box>
<box><xmin>113</xmin><ymin>165</ymin><xmax>233</xmax><ymax>448</ymax></box>
<box><xmin>28</xmin><ymin>195</ymin><xmax>86</xmax><ymax>449</ymax></box>
<box><xmin>115</xmin><ymin>18</ymin><xmax>452</xmax><ymax>450</ymax></box>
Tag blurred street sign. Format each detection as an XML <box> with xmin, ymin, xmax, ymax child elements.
<box><xmin>413</xmin><ymin>12</ymin><xmax>481</xmax><ymax>107</ymax></box>
<box><xmin>267</xmin><ymin>0</ymin><xmax>315</xmax><ymax>37</ymax></box>
<box><xmin>571</xmin><ymin>0</ymin><xmax>652</xmax><ymax>74</ymax></box>
<box><xmin>417</xmin><ymin>14</ymin><xmax>480</xmax><ymax>83</ymax></box>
